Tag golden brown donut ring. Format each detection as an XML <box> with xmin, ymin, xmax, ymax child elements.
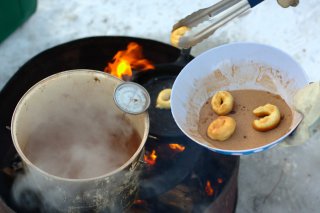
<box><xmin>252</xmin><ymin>103</ymin><xmax>281</xmax><ymax>132</ymax></box>
<box><xmin>211</xmin><ymin>91</ymin><xmax>234</xmax><ymax>115</ymax></box>
<box><xmin>207</xmin><ymin>116</ymin><xmax>236</xmax><ymax>141</ymax></box>
<box><xmin>156</xmin><ymin>88</ymin><xmax>171</xmax><ymax>109</ymax></box>
<box><xmin>170</xmin><ymin>26</ymin><xmax>189</xmax><ymax>48</ymax></box>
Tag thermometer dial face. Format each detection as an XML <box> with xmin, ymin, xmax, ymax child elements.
<box><xmin>114</xmin><ymin>82</ymin><xmax>150</xmax><ymax>114</ymax></box>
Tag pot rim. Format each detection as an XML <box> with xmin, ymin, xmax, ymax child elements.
<box><xmin>11</xmin><ymin>69</ymin><xmax>149</xmax><ymax>182</ymax></box>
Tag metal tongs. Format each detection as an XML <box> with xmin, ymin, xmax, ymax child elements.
<box><xmin>172</xmin><ymin>0</ymin><xmax>299</xmax><ymax>49</ymax></box>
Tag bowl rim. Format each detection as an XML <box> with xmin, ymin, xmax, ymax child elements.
<box><xmin>171</xmin><ymin>42</ymin><xmax>309</xmax><ymax>155</ymax></box>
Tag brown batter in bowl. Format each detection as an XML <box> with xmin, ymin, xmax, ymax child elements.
<box><xmin>198</xmin><ymin>89</ymin><xmax>293</xmax><ymax>150</ymax></box>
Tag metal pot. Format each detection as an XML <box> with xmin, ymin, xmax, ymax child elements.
<box><xmin>11</xmin><ymin>69</ymin><xmax>149</xmax><ymax>212</ymax></box>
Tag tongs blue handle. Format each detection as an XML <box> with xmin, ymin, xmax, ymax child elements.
<box><xmin>248</xmin><ymin>0</ymin><xmax>264</xmax><ymax>7</ymax></box>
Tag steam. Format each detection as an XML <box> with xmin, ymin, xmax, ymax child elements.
<box><xmin>11</xmin><ymin>101</ymin><xmax>142</xmax><ymax>212</ymax></box>
<box><xmin>24</xmin><ymin>103</ymin><xmax>136</xmax><ymax>179</ymax></box>
<box><xmin>12</xmin><ymin>168</ymin><xmax>137</xmax><ymax>212</ymax></box>
<box><xmin>11</xmin><ymin>173</ymin><xmax>41</xmax><ymax>211</ymax></box>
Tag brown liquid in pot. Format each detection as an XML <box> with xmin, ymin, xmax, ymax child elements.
<box><xmin>24</xmin><ymin>115</ymin><xmax>141</xmax><ymax>179</ymax></box>
<box><xmin>198</xmin><ymin>89</ymin><xmax>292</xmax><ymax>150</ymax></box>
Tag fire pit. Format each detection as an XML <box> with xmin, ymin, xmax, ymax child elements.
<box><xmin>0</xmin><ymin>36</ymin><xmax>239</xmax><ymax>212</ymax></box>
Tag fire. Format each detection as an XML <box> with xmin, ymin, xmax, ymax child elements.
<box><xmin>104</xmin><ymin>42</ymin><xmax>155</xmax><ymax>79</ymax></box>
<box><xmin>168</xmin><ymin>143</ymin><xmax>185</xmax><ymax>152</ymax></box>
<box><xmin>205</xmin><ymin>180</ymin><xmax>214</xmax><ymax>196</ymax></box>
<box><xmin>218</xmin><ymin>178</ymin><xmax>223</xmax><ymax>184</ymax></box>
<box><xmin>134</xmin><ymin>199</ymin><xmax>145</xmax><ymax>205</ymax></box>
<box><xmin>144</xmin><ymin>150</ymin><xmax>157</xmax><ymax>165</ymax></box>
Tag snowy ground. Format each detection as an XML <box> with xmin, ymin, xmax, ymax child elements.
<box><xmin>0</xmin><ymin>0</ymin><xmax>319</xmax><ymax>212</ymax></box>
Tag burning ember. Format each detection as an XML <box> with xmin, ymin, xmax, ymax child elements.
<box><xmin>134</xmin><ymin>199</ymin><xmax>145</xmax><ymax>205</ymax></box>
<box><xmin>168</xmin><ymin>144</ymin><xmax>185</xmax><ymax>152</ymax></box>
<box><xmin>144</xmin><ymin>150</ymin><xmax>157</xmax><ymax>165</ymax></box>
<box><xmin>205</xmin><ymin>180</ymin><xmax>214</xmax><ymax>196</ymax></box>
<box><xmin>104</xmin><ymin>42</ymin><xmax>155</xmax><ymax>79</ymax></box>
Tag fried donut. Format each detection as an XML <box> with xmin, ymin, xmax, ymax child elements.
<box><xmin>211</xmin><ymin>91</ymin><xmax>234</xmax><ymax>115</ymax></box>
<box><xmin>277</xmin><ymin>0</ymin><xmax>299</xmax><ymax>8</ymax></box>
<box><xmin>170</xmin><ymin>26</ymin><xmax>189</xmax><ymax>48</ymax></box>
<box><xmin>252</xmin><ymin>103</ymin><xmax>281</xmax><ymax>132</ymax></box>
<box><xmin>156</xmin><ymin>88</ymin><xmax>172</xmax><ymax>109</ymax></box>
<box><xmin>207</xmin><ymin>116</ymin><xmax>236</xmax><ymax>141</ymax></box>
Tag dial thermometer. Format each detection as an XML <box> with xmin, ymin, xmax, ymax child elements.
<box><xmin>114</xmin><ymin>82</ymin><xmax>150</xmax><ymax>114</ymax></box>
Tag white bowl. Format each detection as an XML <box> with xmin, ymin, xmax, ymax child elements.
<box><xmin>171</xmin><ymin>42</ymin><xmax>309</xmax><ymax>155</ymax></box>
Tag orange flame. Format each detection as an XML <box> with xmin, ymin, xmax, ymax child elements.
<box><xmin>218</xmin><ymin>178</ymin><xmax>223</xmax><ymax>184</ymax></box>
<box><xmin>205</xmin><ymin>180</ymin><xmax>214</xmax><ymax>196</ymax></box>
<box><xmin>104</xmin><ymin>42</ymin><xmax>155</xmax><ymax>79</ymax></box>
<box><xmin>144</xmin><ymin>150</ymin><xmax>157</xmax><ymax>165</ymax></box>
<box><xmin>134</xmin><ymin>199</ymin><xmax>145</xmax><ymax>205</ymax></box>
<box><xmin>168</xmin><ymin>144</ymin><xmax>185</xmax><ymax>152</ymax></box>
